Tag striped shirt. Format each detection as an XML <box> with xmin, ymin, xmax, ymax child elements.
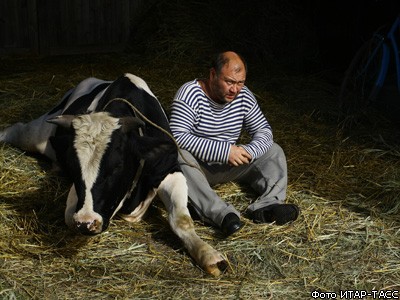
<box><xmin>169</xmin><ymin>79</ymin><xmax>274</xmax><ymax>164</ymax></box>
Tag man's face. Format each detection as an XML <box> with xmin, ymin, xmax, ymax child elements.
<box><xmin>210</xmin><ymin>64</ymin><xmax>246</xmax><ymax>104</ymax></box>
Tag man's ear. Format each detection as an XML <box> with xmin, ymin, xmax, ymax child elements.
<box><xmin>210</xmin><ymin>68</ymin><xmax>217</xmax><ymax>80</ymax></box>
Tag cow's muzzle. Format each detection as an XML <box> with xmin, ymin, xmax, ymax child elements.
<box><xmin>75</xmin><ymin>219</ymin><xmax>103</xmax><ymax>235</ymax></box>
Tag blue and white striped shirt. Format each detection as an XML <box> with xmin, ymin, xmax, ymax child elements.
<box><xmin>169</xmin><ymin>79</ymin><xmax>274</xmax><ymax>164</ymax></box>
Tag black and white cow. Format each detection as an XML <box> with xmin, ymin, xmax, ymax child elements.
<box><xmin>0</xmin><ymin>73</ymin><xmax>227</xmax><ymax>276</ymax></box>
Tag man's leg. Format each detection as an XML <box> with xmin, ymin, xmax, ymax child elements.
<box><xmin>237</xmin><ymin>143</ymin><xmax>299</xmax><ymax>224</ymax></box>
<box><xmin>178</xmin><ymin>150</ymin><xmax>241</xmax><ymax>232</ymax></box>
<box><xmin>241</xmin><ymin>143</ymin><xmax>287</xmax><ymax>211</ymax></box>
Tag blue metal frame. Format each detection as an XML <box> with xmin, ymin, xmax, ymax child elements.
<box><xmin>388</xmin><ymin>16</ymin><xmax>400</xmax><ymax>92</ymax></box>
<box><xmin>375</xmin><ymin>15</ymin><xmax>400</xmax><ymax>93</ymax></box>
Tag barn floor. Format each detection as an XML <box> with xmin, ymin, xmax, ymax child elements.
<box><xmin>0</xmin><ymin>54</ymin><xmax>399</xmax><ymax>299</ymax></box>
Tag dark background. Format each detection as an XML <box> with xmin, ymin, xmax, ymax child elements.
<box><xmin>1</xmin><ymin>0</ymin><xmax>399</xmax><ymax>125</ymax></box>
<box><xmin>309</xmin><ymin>0</ymin><xmax>399</xmax><ymax>72</ymax></box>
<box><xmin>1</xmin><ymin>0</ymin><xmax>399</xmax><ymax>75</ymax></box>
<box><xmin>129</xmin><ymin>0</ymin><xmax>400</xmax><ymax>76</ymax></box>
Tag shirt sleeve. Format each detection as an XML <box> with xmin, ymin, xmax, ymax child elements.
<box><xmin>169</xmin><ymin>99</ymin><xmax>232</xmax><ymax>163</ymax></box>
<box><xmin>239</xmin><ymin>95</ymin><xmax>274</xmax><ymax>161</ymax></box>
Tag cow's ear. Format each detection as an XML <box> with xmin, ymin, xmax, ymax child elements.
<box><xmin>119</xmin><ymin>117</ymin><xmax>145</xmax><ymax>133</ymax></box>
<box><xmin>47</xmin><ymin>115</ymin><xmax>75</xmax><ymax>128</ymax></box>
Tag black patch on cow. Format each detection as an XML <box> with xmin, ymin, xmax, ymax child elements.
<box><xmin>90</xmin><ymin>127</ymin><xmax>141</xmax><ymax>222</ymax></box>
<box><xmin>97</xmin><ymin>76</ymin><xmax>171</xmax><ymax>133</ymax></box>
<box><xmin>62</xmin><ymin>82</ymin><xmax>111</xmax><ymax>115</ymax></box>
<box><xmin>49</xmin><ymin>130</ymin><xmax>87</xmax><ymax>210</ymax></box>
<box><xmin>48</xmin><ymin>92</ymin><xmax>72</xmax><ymax>115</ymax></box>
<box><xmin>119</xmin><ymin>135</ymin><xmax>181</xmax><ymax>215</ymax></box>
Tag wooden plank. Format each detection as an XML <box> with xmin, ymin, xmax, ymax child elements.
<box><xmin>0</xmin><ymin>0</ymin><xmax>157</xmax><ymax>56</ymax></box>
<box><xmin>0</xmin><ymin>0</ymin><xmax>38</xmax><ymax>55</ymax></box>
<box><xmin>37</xmin><ymin>0</ymin><xmax>132</xmax><ymax>55</ymax></box>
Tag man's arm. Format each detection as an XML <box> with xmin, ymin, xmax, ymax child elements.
<box><xmin>239</xmin><ymin>100</ymin><xmax>274</xmax><ymax>161</ymax></box>
<box><xmin>170</xmin><ymin>99</ymin><xmax>232</xmax><ymax>164</ymax></box>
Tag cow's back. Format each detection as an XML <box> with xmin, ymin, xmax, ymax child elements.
<box><xmin>58</xmin><ymin>78</ymin><xmax>111</xmax><ymax>116</ymax></box>
<box><xmin>95</xmin><ymin>74</ymin><xmax>171</xmax><ymax>137</ymax></box>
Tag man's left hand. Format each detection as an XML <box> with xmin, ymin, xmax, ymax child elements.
<box><xmin>228</xmin><ymin>145</ymin><xmax>252</xmax><ymax>166</ymax></box>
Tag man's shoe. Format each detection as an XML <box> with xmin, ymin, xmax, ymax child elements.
<box><xmin>221</xmin><ymin>213</ymin><xmax>242</xmax><ymax>236</ymax></box>
<box><xmin>252</xmin><ymin>204</ymin><xmax>299</xmax><ymax>225</ymax></box>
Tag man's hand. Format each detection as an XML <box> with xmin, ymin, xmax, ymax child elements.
<box><xmin>228</xmin><ymin>145</ymin><xmax>252</xmax><ymax>166</ymax></box>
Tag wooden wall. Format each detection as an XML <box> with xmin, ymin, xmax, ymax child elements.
<box><xmin>0</xmin><ymin>0</ymin><xmax>38</xmax><ymax>55</ymax></box>
<box><xmin>0</xmin><ymin>0</ymin><xmax>152</xmax><ymax>56</ymax></box>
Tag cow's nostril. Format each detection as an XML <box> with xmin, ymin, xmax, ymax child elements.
<box><xmin>76</xmin><ymin>220</ymin><xmax>101</xmax><ymax>235</ymax></box>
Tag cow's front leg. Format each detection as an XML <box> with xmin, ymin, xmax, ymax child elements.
<box><xmin>157</xmin><ymin>172</ymin><xmax>228</xmax><ymax>276</ymax></box>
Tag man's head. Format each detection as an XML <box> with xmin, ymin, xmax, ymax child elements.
<box><xmin>208</xmin><ymin>51</ymin><xmax>247</xmax><ymax>104</ymax></box>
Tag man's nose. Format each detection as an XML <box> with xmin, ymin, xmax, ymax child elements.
<box><xmin>229</xmin><ymin>84</ymin><xmax>239</xmax><ymax>93</ymax></box>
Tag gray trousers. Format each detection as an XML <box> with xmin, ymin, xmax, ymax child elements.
<box><xmin>178</xmin><ymin>143</ymin><xmax>287</xmax><ymax>227</ymax></box>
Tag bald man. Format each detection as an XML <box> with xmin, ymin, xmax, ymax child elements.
<box><xmin>169</xmin><ymin>51</ymin><xmax>299</xmax><ymax>236</ymax></box>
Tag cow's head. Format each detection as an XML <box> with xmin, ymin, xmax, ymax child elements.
<box><xmin>48</xmin><ymin>112</ymin><xmax>173</xmax><ymax>235</ymax></box>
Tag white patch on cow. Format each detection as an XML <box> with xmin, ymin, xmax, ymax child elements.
<box><xmin>124</xmin><ymin>73</ymin><xmax>156</xmax><ymax>98</ymax></box>
<box><xmin>72</xmin><ymin>112</ymin><xmax>121</xmax><ymax>225</ymax></box>
<box><xmin>86</xmin><ymin>87</ymin><xmax>109</xmax><ymax>113</ymax></box>
<box><xmin>119</xmin><ymin>189</ymin><xmax>157</xmax><ymax>222</ymax></box>
<box><xmin>157</xmin><ymin>172</ymin><xmax>227</xmax><ymax>276</ymax></box>
<box><xmin>157</xmin><ymin>172</ymin><xmax>188</xmax><ymax>214</ymax></box>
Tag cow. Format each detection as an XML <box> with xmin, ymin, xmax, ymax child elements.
<box><xmin>0</xmin><ymin>73</ymin><xmax>227</xmax><ymax>276</ymax></box>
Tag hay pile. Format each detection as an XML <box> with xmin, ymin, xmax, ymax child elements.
<box><xmin>0</xmin><ymin>53</ymin><xmax>399</xmax><ymax>299</ymax></box>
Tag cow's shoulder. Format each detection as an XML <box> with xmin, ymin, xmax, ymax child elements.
<box><xmin>124</xmin><ymin>73</ymin><xmax>156</xmax><ymax>99</ymax></box>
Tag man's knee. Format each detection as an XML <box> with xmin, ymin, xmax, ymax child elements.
<box><xmin>178</xmin><ymin>149</ymin><xmax>198</xmax><ymax>166</ymax></box>
<box><xmin>255</xmin><ymin>143</ymin><xmax>286</xmax><ymax>165</ymax></box>
<box><xmin>268</xmin><ymin>143</ymin><xmax>285</xmax><ymax>158</ymax></box>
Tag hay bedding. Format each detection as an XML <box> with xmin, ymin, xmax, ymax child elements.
<box><xmin>0</xmin><ymin>55</ymin><xmax>399</xmax><ymax>299</ymax></box>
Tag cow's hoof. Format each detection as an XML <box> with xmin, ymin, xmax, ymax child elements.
<box><xmin>204</xmin><ymin>259</ymin><xmax>228</xmax><ymax>277</ymax></box>
<box><xmin>197</xmin><ymin>246</ymin><xmax>229</xmax><ymax>277</ymax></box>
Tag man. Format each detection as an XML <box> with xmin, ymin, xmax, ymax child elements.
<box><xmin>169</xmin><ymin>51</ymin><xmax>299</xmax><ymax>236</ymax></box>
